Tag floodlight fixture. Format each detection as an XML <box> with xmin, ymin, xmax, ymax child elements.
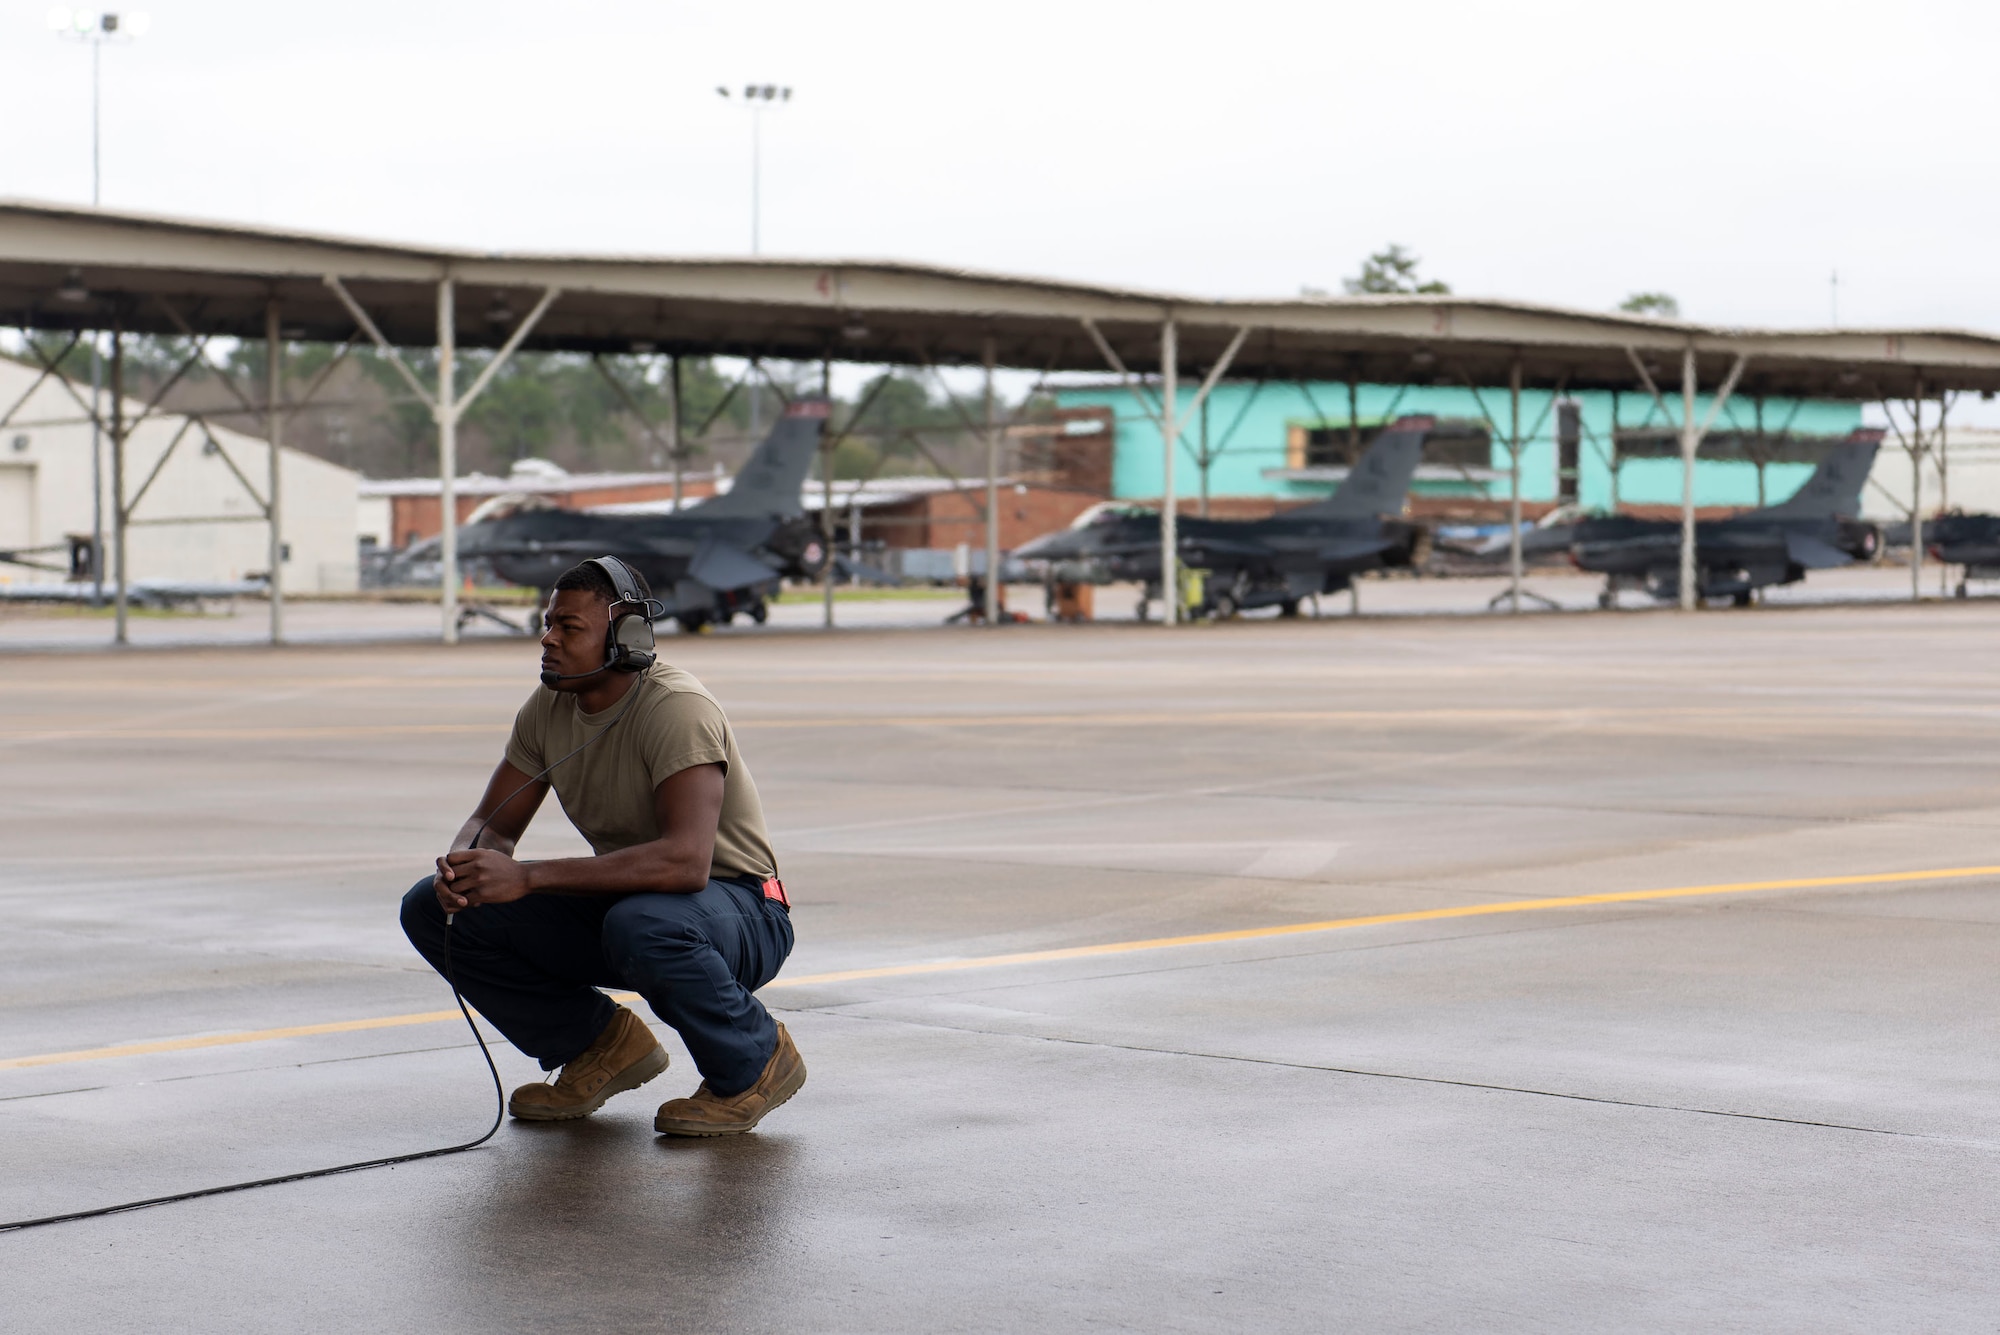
<box><xmin>56</xmin><ymin>269</ymin><xmax>89</xmax><ymax>303</ymax></box>
<box><xmin>48</xmin><ymin>9</ymin><xmax>148</xmax><ymax>36</ymax></box>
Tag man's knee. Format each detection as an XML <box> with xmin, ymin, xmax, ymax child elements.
<box><xmin>400</xmin><ymin>876</ymin><xmax>444</xmax><ymax>952</ymax></box>
<box><xmin>601</xmin><ymin>896</ymin><xmax>705</xmax><ymax>982</ymax></box>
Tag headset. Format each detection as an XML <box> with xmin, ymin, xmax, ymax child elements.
<box><xmin>1</xmin><ymin>556</ymin><xmax>664</xmax><ymax>1235</ymax></box>
<box><xmin>539</xmin><ymin>555</ymin><xmax>664</xmax><ymax>688</ymax></box>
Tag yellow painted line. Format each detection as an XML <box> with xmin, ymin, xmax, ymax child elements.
<box><xmin>763</xmin><ymin>864</ymin><xmax>2000</xmax><ymax>985</ymax></box>
<box><xmin>4</xmin><ymin>863</ymin><xmax>1995</xmax><ymax>1071</ymax></box>
<box><xmin>0</xmin><ymin>1009</ymin><xmax>468</xmax><ymax>1069</ymax></box>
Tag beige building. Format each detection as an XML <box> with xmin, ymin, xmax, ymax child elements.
<box><xmin>0</xmin><ymin>355</ymin><xmax>358</xmax><ymax>594</ymax></box>
<box><xmin>1863</xmin><ymin>426</ymin><xmax>2000</xmax><ymax>521</ymax></box>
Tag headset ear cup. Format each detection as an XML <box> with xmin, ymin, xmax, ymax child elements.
<box><xmin>612</xmin><ymin>612</ymin><xmax>656</xmax><ymax>671</ymax></box>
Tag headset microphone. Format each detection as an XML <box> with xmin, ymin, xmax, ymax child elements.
<box><xmin>540</xmin><ymin>664</ymin><xmax>608</xmax><ymax>687</ymax></box>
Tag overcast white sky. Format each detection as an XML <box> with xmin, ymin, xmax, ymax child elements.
<box><xmin>8</xmin><ymin>0</ymin><xmax>2000</xmax><ymax>335</ymax></box>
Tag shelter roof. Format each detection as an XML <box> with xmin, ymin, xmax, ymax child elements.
<box><xmin>0</xmin><ymin>199</ymin><xmax>1994</xmax><ymax>400</ymax></box>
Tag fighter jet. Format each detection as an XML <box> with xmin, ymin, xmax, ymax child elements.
<box><xmin>1905</xmin><ymin>513</ymin><xmax>2000</xmax><ymax>597</ymax></box>
<box><xmin>1015</xmin><ymin>415</ymin><xmax>1430</xmax><ymax>618</ymax></box>
<box><xmin>1523</xmin><ymin>430</ymin><xmax>1883</xmax><ymax>607</ymax></box>
<box><xmin>451</xmin><ymin>397</ymin><xmax>831</xmax><ymax>630</ymax></box>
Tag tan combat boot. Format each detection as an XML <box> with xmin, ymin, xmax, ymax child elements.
<box><xmin>508</xmin><ymin>1005</ymin><xmax>670</xmax><ymax>1122</ymax></box>
<box><xmin>653</xmin><ymin>1021</ymin><xmax>806</xmax><ymax>1136</ymax></box>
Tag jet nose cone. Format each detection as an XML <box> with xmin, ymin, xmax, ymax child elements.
<box><xmin>1015</xmin><ymin>535</ymin><xmax>1065</xmax><ymax>559</ymax></box>
<box><xmin>1021</xmin><ymin>528</ymin><xmax>1093</xmax><ymax>558</ymax></box>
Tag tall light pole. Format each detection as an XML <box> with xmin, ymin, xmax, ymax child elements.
<box><xmin>715</xmin><ymin>84</ymin><xmax>792</xmax><ymax>255</ymax></box>
<box><xmin>50</xmin><ymin>8</ymin><xmax>149</xmax><ymax>605</ymax></box>
<box><xmin>49</xmin><ymin>8</ymin><xmax>150</xmax><ymax>207</ymax></box>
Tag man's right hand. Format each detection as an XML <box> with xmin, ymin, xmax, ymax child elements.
<box><xmin>433</xmin><ymin>856</ymin><xmax>471</xmax><ymax>913</ymax></box>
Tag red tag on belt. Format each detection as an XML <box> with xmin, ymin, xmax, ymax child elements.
<box><xmin>761</xmin><ymin>876</ymin><xmax>790</xmax><ymax>909</ymax></box>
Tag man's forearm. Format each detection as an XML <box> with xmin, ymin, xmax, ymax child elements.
<box><xmin>523</xmin><ymin>841</ymin><xmax>710</xmax><ymax>896</ymax></box>
<box><xmin>451</xmin><ymin>815</ymin><xmax>516</xmax><ymax>856</ymax></box>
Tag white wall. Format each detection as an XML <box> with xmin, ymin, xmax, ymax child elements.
<box><xmin>356</xmin><ymin>494</ymin><xmax>393</xmax><ymax>550</ymax></box>
<box><xmin>0</xmin><ymin>357</ymin><xmax>358</xmax><ymax>593</ymax></box>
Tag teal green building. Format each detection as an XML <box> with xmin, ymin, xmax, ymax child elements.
<box><xmin>1054</xmin><ymin>381</ymin><xmax>1865</xmax><ymax>513</ymax></box>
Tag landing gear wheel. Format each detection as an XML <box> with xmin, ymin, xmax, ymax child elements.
<box><xmin>749</xmin><ymin>599</ymin><xmax>769</xmax><ymax>623</ymax></box>
<box><xmin>1211</xmin><ymin>593</ymin><xmax>1237</xmax><ymax>621</ymax></box>
<box><xmin>1278</xmin><ymin>599</ymin><xmax>1300</xmax><ymax>619</ymax></box>
<box><xmin>1597</xmin><ymin>589</ymin><xmax>1616</xmax><ymax>610</ymax></box>
<box><xmin>1731</xmin><ymin>590</ymin><xmax>1754</xmax><ymax>608</ymax></box>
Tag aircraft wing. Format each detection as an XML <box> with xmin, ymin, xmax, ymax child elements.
<box><xmin>1784</xmin><ymin>531</ymin><xmax>1856</xmax><ymax>569</ymax></box>
<box><xmin>1314</xmin><ymin>537</ymin><xmax>1393</xmax><ymax>564</ymax></box>
<box><xmin>1085</xmin><ymin>538</ymin><xmax>1167</xmax><ymax>559</ymax></box>
<box><xmin>688</xmin><ymin>536</ymin><xmax>781</xmax><ymax>590</ymax></box>
<box><xmin>1181</xmin><ymin>535</ymin><xmax>1274</xmax><ymax>560</ymax></box>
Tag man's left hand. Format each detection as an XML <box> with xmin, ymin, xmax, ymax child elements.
<box><xmin>442</xmin><ymin>848</ymin><xmax>534</xmax><ymax>906</ymax></box>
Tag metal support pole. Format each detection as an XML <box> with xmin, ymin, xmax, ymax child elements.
<box><xmin>849</xmin><ymin>497</ymin><xmax>862</xmax><ymax>577</ymax></box>
<box><xmin>110</xmin><ymin>323</ymin><xmax>126</xmax><ymax>643</ymax></box>
<box><xmin>1160</xmin><ymin>320</ymin><xmax>1178</xmax><ymax>626</ymax></box>
<box><xmin>265</xmin><ymin>299</ymin><xmax>285</xmax><ymax>644</ymax></box>
<box><xmin>1754</xmin><ymin>397</ymin><xmax>1767</xmax><ymax>508</ymax></box>
<box><xmin>1198</xmin><ymin>395</ymin><xmax>1211</xmax><ymax>518</ymax></box>
<box><xmin>669</xmin><ymin>355</ymin><xmax>683</xmax><ymax>511</ymax></box>
<box><xmin>90</xmin><ymin>38</ymin><xmax>101</xmax><ymax>206</ymax></box>
<box><xmin>822</xmin><ymin>359</ymin><xmax>835</xmax><ymax>629</ymax></box>
<box><xmin>1608</xmin><ymin>389</ymin><xmax>1621</xmax><ymax>511</ymax></box>
<box><xmin>1938</xmin><ymin>394</ymin><xmax>1951</xmax><ymax>514</ymax></box>
<box><xmin>1678</xmin><ymin>345</ymin><xmax>1698</xmax><ymax>612</ymax></box>
<box><xmin>1937</xmin><ymin>394</ymin><xmax>1952</xmax><ymax>596</ymax></box>
<box><xmin>89</xmin><ymin>333</ymin><xmax>103</xmax><ymax>603</ymax></box>
<box><xmin>983</xmin><ymin>339</ymin><xmax>1000</xmax><ymax>625</ymax></box>
<box><xmin>1508</xmin><ymin>357</ymin><xmax>1523</xmax><ymax>614</ymax></box>
<box><xmin>1910</xmin><ymin>383</ymin><xmax>1925</xmax><ymax>602</ymax></box>
<box><xmin>437</xmin><ymin>278</ymin><xmax>459</xmax><ymax>645</ymax></box>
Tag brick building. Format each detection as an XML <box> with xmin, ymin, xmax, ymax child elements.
<box><xmin>359</xmin><ymin>460</ymin><xmax>720</xmax><ymax>550</ymax></box>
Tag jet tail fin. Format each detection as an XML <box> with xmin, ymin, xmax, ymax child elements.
<box><xmin>1285</xmin><ymin>416</ymin><xmax>1431</xmax><ymax>519</ymax></box>
<box><xmin>692</xmin><ymin>397</ymin><xmax>831</xmax><ymax>518</ymax></box>
<box><xmin>1754</xmin><ymin>430</ymin><xmax>1881</xmax><ymax>520</ymax></box>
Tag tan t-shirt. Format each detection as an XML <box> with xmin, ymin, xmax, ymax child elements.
<box><xmin>503</xmin><ymin>660</ymin><xmax>777</xmax><ymax>882</ymax></box>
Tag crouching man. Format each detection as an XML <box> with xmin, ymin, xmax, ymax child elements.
<box><xmin>400</xmin><ymin>556</ymin><xmax>803</xmax><ymax>1136</ymax></box>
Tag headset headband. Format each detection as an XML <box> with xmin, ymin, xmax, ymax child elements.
<box><xmin>587</xmin><ymin>556</ymin><xmax>651</xmax><ymax>618</ymax></box>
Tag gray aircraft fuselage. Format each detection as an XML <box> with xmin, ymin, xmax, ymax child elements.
<box><xmin>1016</xmin><ymin>416</ymin><xmax>1434</xmax><ymax>616</ymax></box>
<box><xmin>442</xmin><ymin>398</ymin><xmax>831</xmax><ymax>630</ymax></box>
<box><xmin>1920</xmin><ymin>513</ymin><xmax>2000</xmax><ymax>570</ymax></box>
<box><xmin>1018</xmin><ymin>508</ymin><xmax>1421</xmax><ymax>615</ymax></box>
<box><xmin>1560</xmin><ymin>513</ymin><xmax>1879</xmax><ymax>600</ymax></box>
<box><xmin>1525</xmin><ymin>433</ymin><xmax>1883</xmax><ymax>605</ymax></box>
<box><xmin>457</xmin><ymin>509</ymin><xmax>824</xmax><ymax>625</ymax></box>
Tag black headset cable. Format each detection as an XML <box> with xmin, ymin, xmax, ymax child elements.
<box><xmin>0</xmin><ymin>674</ymin><xmax>648</xmax><ymax>1235</ymax></box>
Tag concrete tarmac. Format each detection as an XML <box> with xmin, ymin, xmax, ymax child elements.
<box><xmin>2</xmin><ymin>605</ymin><xmax>1998</xmax><ymax>1330</ymax></box>
<box><xmin>0</xmin><ymin>562</ymin><xmax>1982</xmax><ymax>651</ymax></box>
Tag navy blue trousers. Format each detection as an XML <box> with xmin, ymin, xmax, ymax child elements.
<box><xmin>400</xmin><ymin>875</ymin><xmax>794</xmax><ymax>1097</ymax></box>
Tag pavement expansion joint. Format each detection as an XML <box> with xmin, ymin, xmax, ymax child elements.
<box><xmin>806</xmin><ymin>1007</ymin><xmax>1960</xmax><ymax>1145</ymax></box>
